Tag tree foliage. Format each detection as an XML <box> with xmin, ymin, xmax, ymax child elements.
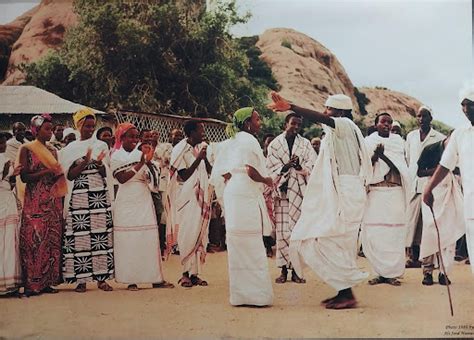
<box><xmin>22</xmin><ymin>0</ymin><xmax>277</xmax><ymax>123</ymax></box>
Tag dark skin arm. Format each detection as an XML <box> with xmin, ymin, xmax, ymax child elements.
<box><xmin>67</xmin><ymin>149</ymin><xmax>106</xmax><ymax>181</ymax></box>
<box><xmin>246</xmin><ymin>165</ymin><xmax>273</xmax><ymax>187</ymax></box>
<box><xmin>2</xmin><ymin>161</ymin><xmax>10</xmax><ymax>180</ymax></box>
<box><xmin>19</xmin><ymin>147</ymin><xmax>58</xmax><ymax>183</ymax></box>
<box><xmin>372</xmin><ymin>144</ymin><xmax>397</xmax><ymax>170</ymax></box>
<box><xmin>268</xmin><ymin>92</ymin><xmax>335</xmax><ymax>128</ymax></box>
<box><xmin>177</xmin><ymin>146</ymin><xmax>208</xmax><ymax>182</ymax></box>
<box><xmin>423</xmin><ymin>165</ymin><xmax>450</xmax><ymax>207</ymax></box>
<box><xmin>204</xmin><ymin>157</ymin><xmax>212</xmax><ymax>175</ymax></box>
<box><xmin>115</xmin><ymin>158</ymin><xmax>146</xmax><ymax>184</ymax></box>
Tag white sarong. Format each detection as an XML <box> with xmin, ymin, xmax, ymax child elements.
<box><xmin>211</xmin><ymin>132</ymin><xmax>273</xmax><ymax>306</ymax></box>
<box><xmin>112</xmin><ymin>147</ymin><xmax>164</xmax><ymax>284</ymax></box>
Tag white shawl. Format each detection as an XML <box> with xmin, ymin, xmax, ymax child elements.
<box><xmin>365</xmin><ymin>132</ymin><xmax>412</xmax><ymax>205</ymax></box>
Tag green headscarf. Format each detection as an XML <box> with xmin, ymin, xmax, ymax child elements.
<box><xmin>226</xmin><ymin>107</ymin><xmax>254</xmax><ymax>138</ymax></box>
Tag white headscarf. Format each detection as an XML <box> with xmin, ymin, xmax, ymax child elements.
<box><xmin>62</xmin><ymin>127</ymin><xmax>79</xmax><ymax>141</ymax></box>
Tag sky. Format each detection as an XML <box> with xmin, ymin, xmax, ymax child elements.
<box><xmin>1</xmin><ymin>0</ymin><xmax>472</xmax><ymax>127</ymax></box>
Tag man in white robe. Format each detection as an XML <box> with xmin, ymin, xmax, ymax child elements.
<box><xmin>266</xmin><ymin>113</ymin><xmax>316</xmax><ymax>283</ymax></box>
<box><xmin>423</xmin><ymin>87</ymin><xmax>474</xmax><ymax>276</ymax></box>
<box><xmin>362</xmin><ymin>113</ymin><xmax>411</xmax><ymax>286</ymax></box>
<box><xmin>417</xmin><ymin>136</ymin><xmax>465</xmax><ymax>285</ymax></box>
<box><xmin>268</xmin><ymin>92</ymin><xmax>371</xmax><ymax>309</ymax></box>
<box><xmin>166</xmin><ymin>120</ymin><xmax>212</xmax><ymax>287</ymax></box>
<box><xmin>405</xmin><ymin>106</ymin><xmax>445</xmax><ymax>267</ymax></box>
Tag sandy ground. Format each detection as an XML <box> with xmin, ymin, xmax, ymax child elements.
<box><xmin>2</xmin><ymin>252</ymin><xmax>474</xmax><ymax>339</ymax></box>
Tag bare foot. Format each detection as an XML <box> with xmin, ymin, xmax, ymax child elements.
<box><xmin>98</xmin><ymin>281</ymin><xmax>113</xmax><ymax>292</ymax></box>
<box><xmin>321</xmin><ymin>295</ymin><xmax>338</xmax><ymax>305</ymax></box>
<box><xmin>325</xmin><ymin>296</ymin><xmax>357</xmax><ymax>310</ymax></box>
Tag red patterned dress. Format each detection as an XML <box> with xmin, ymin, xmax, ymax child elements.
<box><xmin>20</xmin><ymin>147</ymin><xmax>63</xmax><ymax>293</ymax></box>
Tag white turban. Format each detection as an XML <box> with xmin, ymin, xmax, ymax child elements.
<box><xmin>459</xmin><ymin>87</ymin><xmax>474</xmax><ymax>103</ymax></box>
<box><xmin>392</xmin><ymin>120</ymin><xmax>401</xmax><ymax>128</ymax></box>
<box><xmin>418</xmin><ymin>105</ymin><xmax>432</xmax><ymax>114</ymax></box>
<box><xmin>325</xmin><ymin>94</ymin><xmax>353</xmax><ymax>110</ymax></box>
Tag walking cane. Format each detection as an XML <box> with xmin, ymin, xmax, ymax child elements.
<box><xmin>429</xmin><ymin>205</ymin><xmax>454</xmax><ymax>316</ymax></box>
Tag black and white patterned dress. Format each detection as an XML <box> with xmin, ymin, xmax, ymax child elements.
<box><xmin>62</xmin><ymin>159</ymin><xmax>114</xmax><ymax>283</ymax></box>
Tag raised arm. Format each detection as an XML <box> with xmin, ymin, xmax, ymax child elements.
<box><xmin>268</xmin><ymin>91</ymin><xmax>335</xmax><ymax>128</ymax></box>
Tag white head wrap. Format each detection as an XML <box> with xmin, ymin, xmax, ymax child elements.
<box><xmin>392</xmin><ymin>120</ymin><xmax>401</xmax><ymax>128</ymax></box>
<box><xmin>62</xmin><ymin>127</ymin><xmax>79</xmax><ymax>140</ymax></box>
<box><xmin>459</xmin><ymin>85</ymin><xmax>474</xmax><ymax>103</ymax></box>
<box><xmin>418</xmin><ymin>105</ymin><xmax>432</xmax><ymax>114</ymax></box>
<box><xmin>324</xmin><ymin>94</ymin><xmax>353</xmax><ymax>110</ymax></box>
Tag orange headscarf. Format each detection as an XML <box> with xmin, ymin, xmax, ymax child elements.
<box><xmin>112</xmin><ymin>122</ymin><xmax>135</xmax><ymax>153</ymax></box>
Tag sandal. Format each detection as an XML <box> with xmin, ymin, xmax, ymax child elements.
<box><xmin>368</xmin><ymin>276</ymin><xmax>386</xmax><ymax>285</ymax></box>
<box><xmin>42</xmin><ymin>286</ymin><xmax>59</xmax><ymax>294</ymax></box>
<box><xmin>386</xmin><ymin>278</ymin><xmax>401</xmax><ymax>286</ymax></box>
<box><xmin>74</xmin><ymin>283</ymin><xmax>87</xmax><ymax>293</ymax></box>
<box><xmin>291</xmin><ymin>270</ymin><xmax>306</xmax><ymax>284</ymax></box>
<box><xmin>190</xmin><ymin>275</ymin><xmax>208</xmax><ymax>286</ymax></box>
<box><xmin>98</xmin><ymin>281</ymin><xmax>113</xmax><ymax>292</ymax></box>
<box><xmin>178</xmin><ymin>276</ymin><xmax>193</xmax><ymax>288</ymax></box>
<box><xmin>127</xmin><ymin>284</ymin><xmax>139</xmax><ymax>291</ymax></box>
<box><xmin>152</xmin><ymin>281</ymin><xmax>175</xmax><ymax>289</ymax></box>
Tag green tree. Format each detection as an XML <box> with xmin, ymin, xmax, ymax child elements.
<box><xmin>22</xmin><ymin>0</ymin><xmax>275</xmax><ymax>123</ymax></box>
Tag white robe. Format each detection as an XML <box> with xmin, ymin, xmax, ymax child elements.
<box><xmin>289</xmin><ymin>118</ymin><xmax>372</xmax><ymax>291</ymax></box>
<box><xmin>167</xmin><ymin>139</ymin><xmax>212</xmax><ymax>275</ymax></box>
<box><xmin>0</xmin><ymin>154</ymin><xmax>21</xmax><ymax>293</ymax></box>
<box><xmin>405</xmin><ymin>128</ymin><xmax>445</xmax><ymax>246</ymax></box>
<box><xmin>211</xmin><ymin>131</ymin><xmax>273</xmax><ymax>306</ymax></box>
<box><xmin>362</xmin><ymin>133</ymin><xmax>411</xmax><ymax>278</ymax></box>
<box><xmin>111</xmin><ymin>147</ymin><xmax>164</xmax><ymax>284</ymax></box>
<box><xmin>439</xmin><ymin>126</ymin><xmax>474</xmax><ymax>273</ymax></box>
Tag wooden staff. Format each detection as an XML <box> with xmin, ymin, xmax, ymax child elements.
<box><xmin>429</xmin><ymin>205</ymin><xmax>454</xmax><ymax>316</ymax></box>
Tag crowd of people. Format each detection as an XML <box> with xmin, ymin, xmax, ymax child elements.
<box><xmin>0</xmin><ymin>88</ymin><xmax>473</xmax><ymax>311</ymax></box>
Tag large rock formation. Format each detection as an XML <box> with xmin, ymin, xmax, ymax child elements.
<box><xmin>358</xmin><ymin>87</ymin><xmax>423</xmax><ymax>125</ymax></box>
<box><xmin>2</xmin><ymin>0</ymin><xmax>77</xmax><ymax>85</ymax></box>
<box><xmin>0</xmin><ymin>5</ymin><xmax>40</xmax><ymax>80</ymax></box>
<box><xmin>257</xmin><ymin>28</ymin><xmax>359</xmax><ymax>114</ymax></box>
<box><xmin>0</xmin><ymin>0</ymin><xmax>208</xmax><ymax>85</ymax></box>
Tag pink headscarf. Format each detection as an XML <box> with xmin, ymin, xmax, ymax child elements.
<box><xmin>112</xmin><ymin>122</ymin><xmax>135</xmax><ymax>153</ymax></box>
<box><xmin>30</xmin><ymin>113</ymin><xmax>52</xmax><ymax>137</ymax></box>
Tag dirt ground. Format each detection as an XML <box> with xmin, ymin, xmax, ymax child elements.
<box><xmin>2</xmin><ymin>251</ymin><xmax>474</xmax><ymax>339</ymax></box>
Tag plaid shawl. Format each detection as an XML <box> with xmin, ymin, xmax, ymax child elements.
<box><xmin>266</xmin><ymin>133</ymin><xmax>317</xmax><ymax>229</ymax></box>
